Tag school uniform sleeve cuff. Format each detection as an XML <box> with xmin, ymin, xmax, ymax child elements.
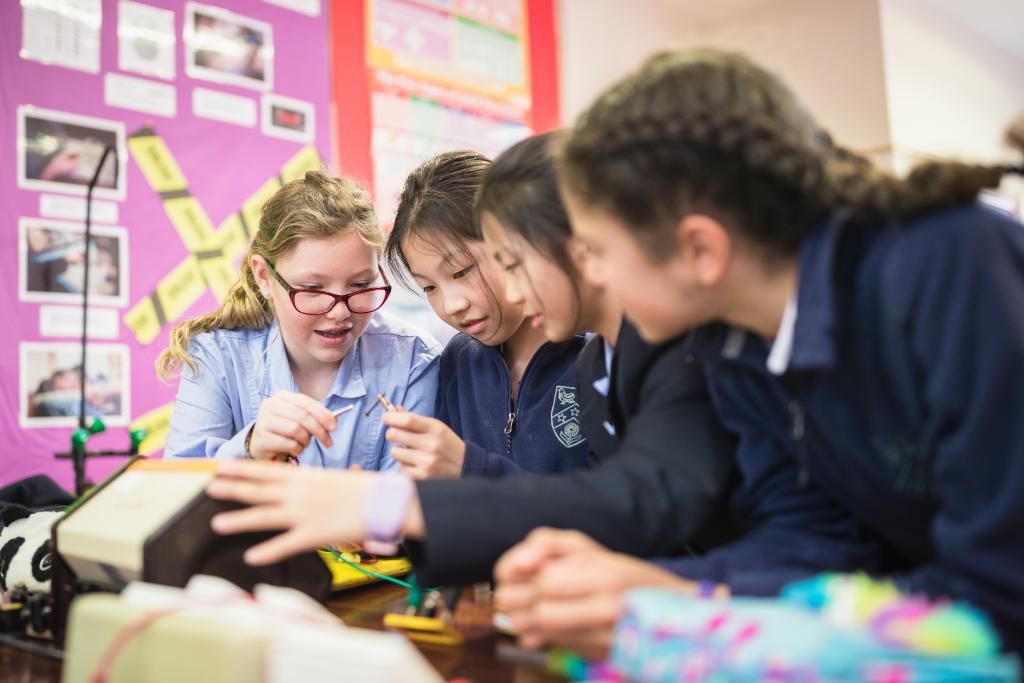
<box><xmin>213</xmin><ymin>421</ymin><xmax>256</xmax><ymax>460</ymax></box>
<box><xmin>651</xmin><ymin>556</ymin><xmax>820</xmax><ymax>598</ymax></box>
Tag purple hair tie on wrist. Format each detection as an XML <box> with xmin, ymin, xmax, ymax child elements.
<box><xmin>697</xmin><ymin>580</ymin><xmax>717</xmax><ymax>598</ymax></box>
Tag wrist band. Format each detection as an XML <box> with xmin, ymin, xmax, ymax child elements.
<box><xmin>363</xmin><ymin>473</ymin><xmax>414</xmax><ymax>555</ymax></box>
<box><xmin>243</xmin><ymin>425</ymin><xmax>255</xmax><ymax>459</ymax></box>
<box><xmin>697</xmin><ymin>580</ymin><xmax>718</xmax><ymax>599</ymax></box>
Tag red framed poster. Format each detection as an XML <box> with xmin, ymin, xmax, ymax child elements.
<box><xmin>329</xmin><ymin>0</ymin><xmax>559</xmax><ymax>222</ymax></box>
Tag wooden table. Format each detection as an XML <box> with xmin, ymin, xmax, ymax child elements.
<box><xmin>0</xmin><ymin>583</ymin><xmax>562</xmax><ymax>683</ymax></box>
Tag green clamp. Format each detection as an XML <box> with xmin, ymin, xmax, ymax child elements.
<box><xmin>130</xmin><ymin>428</ymin><xmax>148</xmax><ymax>450</ymax></box>
<box><xmin>71</xmin><ymin>428</ymin><xmax>90</xmax><ymax>450</ymax></box>
<box><xmin>71</xmin><ymin>418</ymin><xmax>107</xmax><ymax>451</ymax></box>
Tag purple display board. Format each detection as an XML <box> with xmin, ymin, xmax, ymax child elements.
<box><xmin>1</xmin><ymin>0</ymin><xmax>331</xmax><ymax>490</ymax></box>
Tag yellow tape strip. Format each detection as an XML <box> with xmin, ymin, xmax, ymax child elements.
<box><xmin>128</xmin><ymin>132</ymin><xmax>188</xmax><ymax>194</ymax></box>
<box><xmin>281</xmin><ymin>145</ymin><xmax>322</xmax><ymax>184</ymax></box>
<box><xmin>217</xmin><ymin>213</ymin><xmax>251</xmax><ymax>263</ymax></box>
<box><xmin>129</xmin><ymin>401</ymin><xmax>175</xmax><ymax>455</ymax></box>
<box><xmin>195</xmin><ymin>251</ymin><xmax>238</xmax><ymax>302</ymax></box>
<box><xmin>162</xmin><ymin>196</ymin><xmax>217</xmax><ymax>252</ymax></box>
<box><xmin>124</xmin><ymin>296</ymin><xmax>163</xmax><ymax>346</ymax></box>
<box><xmin>240</xmin><ymin>177</ymin><xmax>283</xmax><ymax>239</ymax></box>
<box><xmin>155</xmin><ymin>256</ymin><xmax>208</xmax><ymax>323</ymax></box>
<box><xmin>123</xmin><ymin>141</ymin><xmax>322</xmax><ymax>344</ymax></box>
<box><xmin>128</xmin><ymin>129</ymin><xmax>225</xmax><ymax>304</ymax></box>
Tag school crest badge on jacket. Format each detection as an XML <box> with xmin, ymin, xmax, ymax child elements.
<box><xmin>551</xmin><ymin>385</ymin><xmax>585</xmax><ymax>448</ymax></box>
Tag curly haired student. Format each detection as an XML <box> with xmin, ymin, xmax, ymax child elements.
<box><xmin>493</xmin><ymin>50</ymin><xmax>1024</xmax><ymax>659</ymax></box>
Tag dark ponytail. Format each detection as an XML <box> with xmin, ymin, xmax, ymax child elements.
<box><xmin>559</xmin><ymin>48</ymin><xmax>1024</xmax><ymax>259</ymax></box>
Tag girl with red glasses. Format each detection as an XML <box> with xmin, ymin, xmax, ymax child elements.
<box><xmin>159</xmin><ymin>171</ymin><xmax>441</xmax><ymax>471</ymax></box>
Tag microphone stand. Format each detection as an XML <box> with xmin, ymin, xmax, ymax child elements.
<box><xmin>57</xmin><ymin>144</ymin><xmax>145</xmax><ymax>496</ymax></box>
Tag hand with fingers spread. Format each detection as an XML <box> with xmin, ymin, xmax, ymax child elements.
<box><xmin>206</xmin><ymin>460</ymin><xmax>428</xmax><ymax>566</ymax></box>
<box><xmin>247</xmin><ymin>391</ymin><xmax>337</xmax><ymax>462</ymax></box>
<box><xmin>494</xmin><ymin>528</ymin><xmax>701</xmax><ymax>661</ymax></box>
<box><xmin>207</xmin><ymin>460</ymin><xmax>373</xmax><ymax>564</ymax></box>
<box><xmin>382</xmin><ymin>409</ymin><xmax>466</xmax><ymax>479</ymax></box>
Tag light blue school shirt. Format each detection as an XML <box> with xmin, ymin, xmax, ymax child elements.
<box><xmin>164</xmin><ymin>311</ymin><xmax>441</xmax><ymax>470</ymax></box>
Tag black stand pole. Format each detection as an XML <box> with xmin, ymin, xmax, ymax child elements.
<box><xmin>73</xmin><ymin>145</ymin><xmax>117</xmax><ymax>496</ymax></box>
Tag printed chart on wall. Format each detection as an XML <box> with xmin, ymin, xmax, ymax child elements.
<box><xmin>366</xmin><ymin>0</ymin><xmax>532</xmax><ymax>223</ymax></box>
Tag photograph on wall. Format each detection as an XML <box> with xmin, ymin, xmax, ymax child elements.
<box><xmin>118</xmin><ymin>0</ymin><xmax>177</xmax><ymax>81</ymax></box>
<box><xmin>261</xmin><ymin>93</ymin><xmax>315</xmax><ymax>142</ymax></box>
<box><xmin>19</xmin><ymin>342</ymin><xmax>131</xmax><ymax>428</ymax></box>
<box><xmin>185</xmin><ymin>2</ymin><xmax>274</xmax><ymax>91</ymax></box>
<box><xmin>18</xmin><ymin>218</ymin><xmax>129</xmax><ymax>308</ymax></box>
<box><xmin>17</xmin><ymin>106</ymin><xmax>127</xmax><ymax>200</ymax></box>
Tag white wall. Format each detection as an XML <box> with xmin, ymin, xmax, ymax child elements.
<box><xmin>559</xmin><ymin>0</ymin><xmax>891</xmax><ymax>151</ymax></box>
<box><xmin>558</xmin><ymin>0</ymin><xmax>694</xmax><ymax>123</ymax></box>
<box><xmin>558</xmin><ymin>0</ymin><xmax>1024</xmax><ymax>210</ymax></box>
<box><xmin>880</xmin><ymin>0</ymin><xmax>1024</xmax><ymax>167</ymax></box>
<box><xmin>674</xmin><ymin>0</ymin><xmax>892</xmax><ymax>153</ymax></box>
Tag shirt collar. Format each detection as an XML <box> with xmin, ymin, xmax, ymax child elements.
<box><xmin>590</xmin><ymin>339</ymin><xmax>616</xmax><ymax>397</ymax></box>
<box><xmin>787</xmin><ymin>210</ymin><xmax>849</xmax><ymax>372</ymax></box>
<box><xmin>259</xmin><ymin>322</ymin><xmax>367</xmax><ymax>400</ymax></box>
<box><xmin>261</xmin><ymin>323</ymin><xmax>298</xmax><ymax>396</ymax></box>
<box><xmin>329</xmin><ymin>336</ymin><xmax>367</xmax><ymax>400</ymax></box>
<box><xmin>766</xmin><ymin>293</ymin><xmax>798</xmax><ymax>375</ymax></box>
<box><xmin>688</xmin><ymin>211</ymin><xmax>849</xmax><ymax>374</ymax></box>
<box><xmin>603</xmin><ymin>339</ymin><xmax>615</xmax><ymax>377</ymax></box>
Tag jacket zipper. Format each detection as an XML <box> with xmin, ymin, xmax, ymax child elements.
<box><xmin>504</xmin><ymin>398</ymin><xmax>517</xmax><ymax>456</ymax></box>
<box><xmin>788</xmin><ymin>399</ymin><xmax>809</xmax><ymax>488</ymax></box>
<box><xmin>496</xmin><ymin>343</ymin><xmax>547</xmax><ymax>458</ymax></box>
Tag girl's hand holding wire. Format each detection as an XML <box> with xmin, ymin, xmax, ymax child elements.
<box><xmin>248</xmin><ymin>391</ymin><xmax>337</xmax><ymax>461</ymax></box>
<box><xmin>383</xmin><ymin>409</ymin><xmax>466</xmax><ymax>479</ymax></box>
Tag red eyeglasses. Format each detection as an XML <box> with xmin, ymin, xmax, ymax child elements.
<box><xmin>268</xmin><ymin>264</ymin><xmax>392</xmax><ymax>315</ymax></box>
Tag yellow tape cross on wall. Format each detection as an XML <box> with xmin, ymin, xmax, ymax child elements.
<box><xmin>124</xmin><ymin>127</ymin><xmax>322</xmax><ymax>345</ymax></box>
<box><xmin>124</xmin><ymin>128</ymin><xmax>322</xmax><ymax>454</ymax></box>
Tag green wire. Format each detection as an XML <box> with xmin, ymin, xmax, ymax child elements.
<box><xmin>322</xmin><ymin>548</ymin><xmax>442</xmax><ymax>597</ymax></box>
<box><xmin>324</xmin><ymin>547</ymin><xmax>417</xmax><ymax>589</ymax></box>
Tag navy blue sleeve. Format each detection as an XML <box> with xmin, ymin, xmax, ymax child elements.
<box><xmin>406</xmin><ymin>351</ymin><xmax>737</xmax><ymax>586</ymax></box>
<box><xmin>889</xmin><ymin>212</ymin><xmax>1024</xmax><ymax>652</ymax></box>
<box><xmin>675</xmin><ymin>370</ymin><xmax>880</xmax><ymax>596</ymax></box>
<box><xmin>653</xmin><ymin>525</ymin><xmax>869</xmax><ymax>597</ymax></box>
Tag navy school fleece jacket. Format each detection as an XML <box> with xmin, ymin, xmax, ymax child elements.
<box><xmin>434</xmin><ymin>332</ymin><xmax>590</xmax><ymax>476</ymax></box>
